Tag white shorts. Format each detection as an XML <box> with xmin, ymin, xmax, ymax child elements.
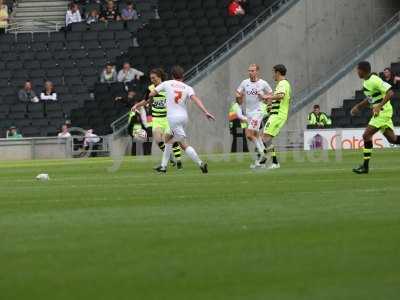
<box><xmin>168</xmin><ymin>116</ymin><xmax>187</xmax><ymax>141</ymax></box>
<box><xmin>246</xmin><ymin>111</ymin><xmax>263</xmax><ymax>131</ymax></box>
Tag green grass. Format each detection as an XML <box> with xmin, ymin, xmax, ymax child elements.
<box><xmin>0</xmin><ymin>150</ymin><xmax>399</xmax><ymax>300</ymax></box>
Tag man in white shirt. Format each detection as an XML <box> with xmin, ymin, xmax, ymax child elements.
<box><xmin>117</xmin><ymin>62</ymin><xmax>144</xmax><ymax>83</ymax></box>
<box><xmin>58</xmin><ymin>125</ymin><xmax>71</xmax><ymax>138</ymax></box>
<box><xmin>65</xmin><ymin>3</ymin><xmax>82</xmax><ymax>27</ymax></box>
<box><xmin>236</xmin><ymin>64</ymin><xmax>272</xmax><ymax>168</ymax></box>
<box><xmin>132</xmin><ymin>66</ymin><xmax>215</xmax><ymax>174</ymax></box>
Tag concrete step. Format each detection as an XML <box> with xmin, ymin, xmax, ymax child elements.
<box><xmin>18</xmin><ymin>1</ymin><xmax>67</xmax><ymax>8</ymax></box>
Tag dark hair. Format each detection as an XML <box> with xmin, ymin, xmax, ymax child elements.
<box><xmin>313</xmin><ymin>104</ymin><xmax>320</xmax><ymax>109</ymax></box>
<box><xmin>384</xmin><ymin>67</ymin><xmax>393</xmax><ymax>77</ymax></box>
<box><xmin>357</xmin><ymin>61</ymin><xmax>371</xmax><ymax>73</ymax></box>
<box><xmin>171</xmin><ymin>65</ymin><xmax>185</xmax><ymax>80</ymax></box>
<box><xmin>273</xmin><ymin>64</ymin><xmax>287</xmax><ymax>76</ymax></box>
<box><xmin>150</xmin><ymin>68</ymin><xmax>167</xmax><ymax>81</ymax></box>
<box><xmin>105</xmin><ymin>62</ymin><xmax>113</xmax><ymax>67</ymax></box>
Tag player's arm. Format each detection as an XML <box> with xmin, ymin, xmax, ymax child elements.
<box><xmin>236</xmin><ymin>82</ymin><xmax>245</xmax><ymax>105</ymax></box>
<box><xmin>132</xmin><ymin>88</ymin><xmax>159</xmax><ymax>111</ymax></box>
<box><xmin>350</xmin><ymin>99</ymin><xmax>369</xmax><ymax>116</ymax></box>
<box><xmin>260</xmin><ymin>93</ymin><xmax>284</xmax><ymax>105</ymax></box>
<box><xmin>190</xmin><ymin>95</ymin><xmax>216</xmax><ymax>120</ymax></box>
<box><xmin>372</xmin><ymin>89</ymin><xmax>394</xmax><ymax>116</ymax></box>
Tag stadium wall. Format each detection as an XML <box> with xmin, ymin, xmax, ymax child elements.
<box><xmin>288</xmin><ymin>29</ymin><xmax>400</xmax><ymax>133</ymax></box>
<box><xmin>187</xmin><ymin>0</ymin><xmax>400</xmax><ymax>153</ymax></box>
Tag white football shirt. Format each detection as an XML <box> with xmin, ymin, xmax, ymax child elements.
<box><xmin>155</xmin><ymin>80</ymin><xmax>195</xmax><ymax>119</ymax></box>
<box><xmin>237</xmin><ymin>79</ymin><xmax>272</xmax><ymax>114</ymax></box>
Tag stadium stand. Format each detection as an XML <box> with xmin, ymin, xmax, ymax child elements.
<box><xmin>70</xmin><ymin>0</ymin><xmax>277</xmax><ymax>136</ymax></box>
<box><xmin>329</xmin><ymin>62</ymin><xmax>400</xmax><ymax>128</ymax></box>
<box><xmin>0</xmin><ymin>0</ymin><xmax>276</xmax><ymax>138</ymax></box>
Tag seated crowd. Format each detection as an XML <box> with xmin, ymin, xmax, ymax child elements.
<box><xmin>66</xmin><ymin>0</ymin><xmax>140</xmax><ymax>27</ymax></box>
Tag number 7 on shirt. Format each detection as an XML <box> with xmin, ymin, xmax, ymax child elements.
<box><xmin>174</xmin><ymin>91</ymin><xmax>183</xmax><ymax>103</ymax></box>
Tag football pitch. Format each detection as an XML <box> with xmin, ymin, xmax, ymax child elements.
<box><xmin>1</xmin><ymin>150</ymin><xmax>399</xmax><ymax>300</ymax></box>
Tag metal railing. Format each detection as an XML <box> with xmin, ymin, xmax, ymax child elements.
<box><xmin>110</xmin><ymin>0</ymin><xmax>299</xmax><ymax>135</ymax></box>
<box><xmin>291</xmin><ymin>11</ymin><xmax>400</xmax><ymax>113</ymax></box>
<box><xmin>6</xmin><ymin>18</ymin><xmax>63</xmax><ymax>33</ymax></box>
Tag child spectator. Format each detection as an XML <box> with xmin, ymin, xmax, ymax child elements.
<box><xmin>86</xmin><ymin>9</ymin><xmax>100</xmax><ymax>24</ymax></box>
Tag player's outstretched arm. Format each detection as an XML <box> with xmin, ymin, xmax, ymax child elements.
<box><xmin>191</xmin><ymin>95</ymin><xmax>216</xmax><ymax>120</ymax></box>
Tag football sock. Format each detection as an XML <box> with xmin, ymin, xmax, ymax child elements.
<box><xmin>363</xmin><ymin>140</ymin><xmax>373</xmax><ymax>169</ymax></box>
<box><xmin>185</xmin><ymin>146</ymin><xmax>202</xmax><ymax>166</ymax></box>
<box><xmin>161</xmin><ymin>143</ymin><xmax>172</xmax><ymax>168</ymax></box>
<box><xmin>172</xmin><ymin>142</ymin><xmax>182</xmax><ymax>160</ymax></box>
<box><xmin>255</xmin><ymin>138</ymin><xmax>265</xmax><ymax>155</ymax></box>
<box><xmin>158</xmin><ymin>142</ymin><xmax>165</xmax><ymax>151</ymax></box>
<box><xmin>271</xmin><ymin>147</ymin><xmax>279</xmax><ymax>164</ymax></box>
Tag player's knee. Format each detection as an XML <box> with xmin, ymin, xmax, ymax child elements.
<box><xmin>362</xmin><ymin>133</ymin><xmax>372</xmax><ymax>142</ymax></box>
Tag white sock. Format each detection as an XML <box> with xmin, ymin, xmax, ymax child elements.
<box><xmin>161</xmin><ymin>144</ymin><xmax>172</xmax><ymax>168</ymax></box>
<box><xmin>185</xmin><ymin>146</ymin><xmax>202</xmax><ymax>166</ymax></box>
<box><xmin>255</xmin><ymin>138</ymin><xmax>265</xmax><ymax>154</ymax></box>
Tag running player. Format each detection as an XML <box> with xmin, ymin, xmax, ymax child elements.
<box><xmin>351</xmin><ymin>61</ymin><xmax>400</xmax><ymax>174</ymax></box>
<box><xmin>134</xmin><ymin>68</ymin><xmax>183</xmax><ymax>169</ymax></box>
<box><xmin>132</xmin><ymin>65</ymin><xmax>215</xmax><ymax>173</ymax></box>
<box><xmin>236</xmin><ymin>64</ymin><xmax>273</xmax><ymax>168</ymax></box>
<box><xmin>259</xmin><ymin>64</ymin><xmax>292</xmax><ymax>169</ymax></box>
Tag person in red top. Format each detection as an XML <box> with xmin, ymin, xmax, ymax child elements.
<box><xmin>228</xmin><ymin>0</ymin><xmax>246</xmax><ymax>16</ymax></box>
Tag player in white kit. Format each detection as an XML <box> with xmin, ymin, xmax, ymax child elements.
<box><xmin>132</xmin><ymin>66</ymin><xmax>215</xmax><ymax>173</ymax></box>
<box><xmin>236</xmin><ymin>64</ymin><xmax>273</xmax><ymax>167</ymax></box>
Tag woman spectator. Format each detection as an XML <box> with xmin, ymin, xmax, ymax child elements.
<box><xmin>100</xmin><ymin>0</ymin><xmax>120</xmax><ymax>22</ymax></box>
<box><xmin>100</xmin><ymin>63</ymin><xmax>117</xmax><ymax>83</ymax></box>
<box><xmin>65</xmin><ymin>2</ymin><xmax>82</xmax><ymax>27</ymax></box>
<box><xmin>121</xmin><ymin>1</ymin><xmax>138</xmax><ymax>21</ymax></box>
<box><xmin>382</xmin><ymin>67</ymin><xmax>400</xmax><ymax>89</ymax></box>
<box><xmin>40</xmin><ymin>81</ymin><xmax>58</xmax><ymax>101</ymax></box>
<box><xmin>0</xmin><ymin>0</ymin><xmax>9</xmax><ymax>34</ymax></box>
<box><xmin>86</xmin><ymin>9</ymin><xmax>100</xmax><ymax>24</ymax></box>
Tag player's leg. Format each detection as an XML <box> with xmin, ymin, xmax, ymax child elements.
<box><xmin>172</xmin><ymin>142</ymin><xmax>183</xmax><ymax>169</ymax></box>
<box><xmin>382</xmin><ymin>127</ymin><xmax>400</xmax><ymax>145</ymax></box>
<box><xmin>353</xmin><ymin>125</ymin><xmax>379</xmax><ymax>174</ymax></box>
<box><xmin>153</xmin><ymin>127</ymin><xmax>165</xmax><ymax>151</ymax></box>
<box><xmin>155</xmin><ymin>133</ymin><xmax>174</xmax><ymax>173</ymax></box>
<box><xmin>262</xmin><ymin>115</ymin><xmax>285</xmax><ymax>169</ymax></box>
<box><xmin>178</xmin><ymin>141</ymin><xmax>208</xmax><ymax>173</ymax></box>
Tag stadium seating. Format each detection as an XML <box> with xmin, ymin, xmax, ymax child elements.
<box><xmin>329</xmin><ymin>62</ymin><xmax>400</xmax><ymax>128</ymax></box>
<box><xmin>71</xmin><ymin>0</ymin><xmax>276</xmax><ymax>136</ymax></box>
<box><xmin>0</xmin><ymin>0</ymin><xmax>275</xmax><ymax>137</ymax></box>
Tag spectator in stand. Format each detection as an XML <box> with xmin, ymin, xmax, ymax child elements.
<box><xmin>308</xmin><ymin>105</ymin><xmax>332</xmax><ymax>128</ymax></box>
<box><xmin>58</xmin><ymin>125</ymin><xmax>72</xmax><ymax>138</ymax></box>
<box><xmin>83</xmin><ymin>129</ymin><xmax>101</xmax><ymax>157</ymax></box>
<box><xmin>6</xmin><ymin>126</ymin><xmax>23</xmax><ymax>139</ymax></box>
<box><xmin>86</xmin><ymin>9</ymin><xmax>100</xmax><ymax>24</ymax></box>
<box><xmin>121</xmin><ymin>1</ymin><xmax>138</xmax><ymax>21</ymax></box>
<box><xmin>228</xmin><ymin>0</ymin><xmax>246</xmax><ymax>16</ymax></box>
<box><xmin>0</xmin><ymin>0</ymin><xmax>9</xmax><ymax>34</ymax></box>
<box><xmin>18</xmin><ymin>81</ymin><xmax>39</xmax><ymax>103</ymax></box>
<box><xmin>100</xmin><ymin>63</ymin><xmax>117</xmax><ymax>83</ymax></box>
<box><xmin>117</xmin><ymin>62</ymin><xmax>144</xmax><ymax>83</ymax></box>
<box><xmin>100</xmin><ymin>0</ymin><xmax>121</xmax><ymax>22</ymax></box>
<box><xmin>65</xmin><ymin>2</ymin><xmax>82</xmax><ymax>27</ymax></box>
<box><xmin>114</xmin><ymin>89</ymin><xmax>136</xmax><ymax>107</ymax></box>
<box><xmin>40</xmin><ymin>81</ymin><xmax>58</xmax><ymax>101</ymax></box>
<box><xmin>382</xmin><ymin>67</ymin><xmax>400</xmax><ymax>89</ymax></box>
